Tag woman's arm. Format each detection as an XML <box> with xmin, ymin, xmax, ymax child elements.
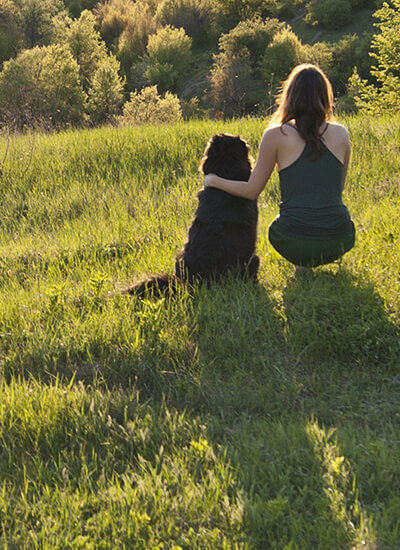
<box><xmin>342</xmin><ymin>128</ymin><xmax>351</xmax><ymax>190</ymax></box>
<box><xmin>203</xmin><ymin>128</ymin><xmax>278</xmax><ymax>200</ymax></box>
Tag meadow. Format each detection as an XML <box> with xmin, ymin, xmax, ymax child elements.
<box><xmin>0</xmin><ymin>114</ymin><xmax>399</xmax><ymax>549</ymax></box>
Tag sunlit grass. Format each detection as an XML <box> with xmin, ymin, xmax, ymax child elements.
<box><xmin>0</xmin><ymin>115</ymin><xmax>399</xmax><ymax>548</ymax></box>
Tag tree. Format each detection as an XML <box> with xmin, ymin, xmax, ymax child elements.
<box><xmin>120</xmin><ymin>85</ymin><xmax>182</xmax><ymax>125</ymax></box>
<box><xmin>14</xmin><ymin>0</ymin><xmax>67</xmax><ymax>47</ymax></box>
<box><xmin>260</xmin><ymin>27</ymin><xmax>303</xmax><ymax>85</ymax></box>
<box><xmin>145</xmin><ymin>25</ymin><xmax>192</xmax><ymax>93</ymax></box>
<box><xmin>63</xmin><ymin>0</ymin><xmax>98</xmax><ymax>18</ymax></box>
<box><xmin>0</xmin><ymin>44</ymin><xmax>85</xmax><ymax>130</ymax></box>
<box><xmin>87</xmin><ymin>54</ymin><xmax>125</xmax><ymax>124</ymax></box>
<box><xmin>210</xmin><ymin>17</ymin><xmax>284</xmax><ymax>115</ymax></box>
<box><xmin>94</xmin><ymin>0</ymin><xmax>137</xmax><ymax>48</ymax></box>
<box><xmin>116</xmin><ymin>0</ymin><xmax>159</xmax><ymax>89</ymax></box>
<box><xmin>0</xmin><ymin>0</ymin><xmax>23</xmax><ymax>64</ymax></box>
<box><xmin>64</xmin><ymin>9</ymin><xmax>107</xmax><ymax>90</ymax></box>
<box><xmin>305</xmin><ymin>0</ymin><xmax>352</xmax><ymax>29</ymax></box>
<box><xmin>215</xmin><ymin>0</ymin><xmax>273</xmax><ymax>29</ymax></box>
<box><xmin>155</xmin><ymin>0</ymin><xmax>218</xmax><ymax>47</ymax></box>
<box><xmin>348</xmin><ymin>0</ymin><xmax>400</xmax><ymax>114</ymax></box>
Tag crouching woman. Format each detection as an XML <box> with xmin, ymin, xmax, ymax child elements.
<box><xmin>204</xmin><ymin>63</ymin><xmax>355</xmax><ymax>270</ymax></box>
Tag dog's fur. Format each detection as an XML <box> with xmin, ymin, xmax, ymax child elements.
<box><xmin>127</xmin><ymin>133</ymin><xmax>259</xmax><ymax>296</ymax></box>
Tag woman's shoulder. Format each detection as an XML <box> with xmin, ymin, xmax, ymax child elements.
<box><xmin>326</xmin><ymin>121</ymin><xmax>349</xmax><ymax>139</ymax></box>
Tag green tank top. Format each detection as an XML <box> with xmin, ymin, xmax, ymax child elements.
<box><xmin>276</xmin><ymin>140</ymin><xmax>353</xmax><ymax>239</ymax></box>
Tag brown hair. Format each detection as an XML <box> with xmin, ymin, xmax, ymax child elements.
<box><xmin>270</xmin><ymin>64</ymin><xmax>334</xmax><ymax>155</ymax></box>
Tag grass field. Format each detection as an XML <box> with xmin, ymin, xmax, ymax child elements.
<box><xmin>0</xmin><ymin>114</ymin><xmax>399</xmax><ymax>549</ymax></box>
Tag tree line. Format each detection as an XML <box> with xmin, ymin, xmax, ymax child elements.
<box><xmin>0</xmin><ymin>0</ymin><xmax>398</xmax><ymax>131</ymax></box>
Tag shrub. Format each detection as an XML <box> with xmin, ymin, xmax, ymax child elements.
<box><xmin>15</xmin><ymin>0</ymin><xmax>67</xmax><ymax>47</ymax></box>
<box><xmin>155</xmin><ymin>0</ymin><xmax>218</xmax><ymax>47</ymax></box>
<box><xmin>94</xmin><ymin>0</ymin><xmax>137</xmax><ymax>48</ymax></box>
<box><xmin>210</xmin><ymin>50</ymin><xmax>264</xmax><ymax>116</ymax></box>
<box><xmin>87</xmin><ymin>54</ymin><xmax>125</xmax><ymax>125</ymax></box>
<box><xmin>0</xmin><ymin>44</ymin><xmax>85</xmax><ymax>130</ymax></box>
<box><xmin>116</xmin><ymin>2</ymin><xmax>159</xmax><ymax>88</ymax></box>
<box><xmin>215</xmin><ymin>0</ymin><xmax>272</xmax><ymax>28</ymax></box>
<box><xmin>64</xmin><ymin>9</ymin><xmax>107</xmax><ymax>90</ymax></box>
<box><xmin>120</xmin><ymin>85</ymin><xmax>182</xmax><ymax>125</ymax></box>
<box><xmin>0</xmin><ymin>0</ymin><xmax>24</xmax><ymax>63</ymax></box>
<box><xmin>145</xmin><ymin>25</ymin><xmax>192</xmax><ymax>92</ymax></box>
<box><xmin>302</xmin><ymin>41</ymin><xmax>333</xmax><ymax>76</ymax></box>
<box><xmin>210</xmin><ymin>17</ymin><xmax>286</xmax><ymax>116</ymax></box>
<box><xmin>63</xmin><ymin>0</ymin><xmax>98</xmax><ymax>18</ymax></box>
<box><xmin>260</xmin><ymin>27</ymin><xmax>303</xmax><ymax>85</ymax></box>
<box><xmin>218</xmin><ymin>17</ymin><xmax>284</xmax><ymax>69</ymax></box>
<box><xmin>347</xmin><ymin>0</ymin><xmax>400</xmax><ymax>114</ymax></box>
<box><xmin>305</xmin><ymin>0</ymin><xmax>352</xmax><ymax>29</ymax></box>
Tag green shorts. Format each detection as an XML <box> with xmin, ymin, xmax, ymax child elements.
<box><xmin>268</xmin><ymin>220</ymin><xmax>355</xmax><ymax>267</ymax></box>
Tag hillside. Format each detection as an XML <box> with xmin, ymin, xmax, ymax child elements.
<box><xmin>0</xmin><ymin>0</ymin><xmax>379</xmax><ymax>130</ymax></box>
<box><xmin>0</xmin><ymin>114</ymin><xmax>399</xmax><ymax>548</ymax></box>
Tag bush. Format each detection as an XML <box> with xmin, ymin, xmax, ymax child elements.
<box><xmin>218</xmin><ymin>17</ymin><xmax>284</xmax><ymax>69</ymax></box>
<box><xmin>155</xmin><ymin>0</ymin><xmax>218</xmax><ymax>47</ymax></box>
<box><xmin>145</xmin><ymin>25</ymin><xmax>192</xmax><ymax>92</ymax></box>
<box><xmin>215</xmin><ymin>0</ymin><xmax>272</xmax><ymax>29</ymax></box>
<box><xmin>210</xmin><ymin>50</ymin><xmax>264</xmax><ymax>116</ymax></box>
<box><xmin>305</xmin><ymin>0</ymin><xmax>352</xmax><ymax>28</ymax></box>
<box><xmin>0</xmin><ymin>44</ymin><xmax>85</xmax><ymax>130</ymax></box>
<box><xmin>347</xmin><ymin>0</ymin><xmax>400</xmax><ymax>115</ymax></box>
<box><xmin>0</xmin><ymin>0</ymin><xmax>23</xmax><ymax>63</ymax></box>
<box><xmin>260</xmin><ymin>27</ymin><xmax>303</xmax><ymax>85</ymax></box>
<box><xmin>87</xmin><ymin>54</ymin><xmax>125</xmax><ymax>125</ymax></box>
<box><xmin>15</xmin><ymin>0</ymin><xmax>67</xmax><ymax>47</ymax></box>
<box><xmin>94</xmin><ymin>0</ymin><xmax>137</xmax><ymax>48</ymax></box>
<box><xmin>120</xmin><ymin>85</ymin><xmax>182</xmax><ymax>125</ymax></box>
<box><xmin>210</xmin><ymin>17</ymin><xmax>287</xmax><ymax>116</ymax></box>
<box><xmin>116</xmin><ymin>2</ymin><xmax>159</xmax><ymax>88</ymax></box>
<box><xmin>64</xmin><ymin>9</ymin><xmax>107</xmax><ymax>90</ymax></box>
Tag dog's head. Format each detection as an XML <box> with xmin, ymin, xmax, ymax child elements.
<box><xmin>199</xmin><ymin>134</ymin><xmax>253</xmax><ymax>181</ymax></box>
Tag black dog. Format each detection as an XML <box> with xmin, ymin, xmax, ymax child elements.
<box><xmin>127</xmin><ymin>133</ymin><xmax>259</xmax><ymax>296</ymax></box>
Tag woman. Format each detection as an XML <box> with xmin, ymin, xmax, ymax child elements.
<box><xmin>204</xmin><ymin>64</ymin><xmax>355</xmax><ymax>270</ymax></box>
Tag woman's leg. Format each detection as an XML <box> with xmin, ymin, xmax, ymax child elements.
<box><xmin>268</xmin><ymin>223</ymin><xmax>355</xmax><ymax>267</ymax></box>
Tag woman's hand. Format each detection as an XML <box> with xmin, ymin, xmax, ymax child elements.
<box><xmin>203</xmin><ymin>173</ymin><xmax>218</xmax><ymax>188</ymax></box>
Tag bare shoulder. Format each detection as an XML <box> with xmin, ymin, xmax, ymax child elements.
<box><xmin>327</xmin><ymin>122</ymin><xmax>350</xmax><ymax>140</ymax></box>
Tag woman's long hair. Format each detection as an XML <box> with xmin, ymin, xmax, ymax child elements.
<box><xmin>270</xmin><ymin>64</ymin><xmax>334</xmax><ymax>155</ymax></box>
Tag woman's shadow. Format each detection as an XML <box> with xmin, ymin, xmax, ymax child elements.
<box><xmin>281</xmin><ymin>267</ymin><xmax>400</xmax><ymax>422</ymax></box>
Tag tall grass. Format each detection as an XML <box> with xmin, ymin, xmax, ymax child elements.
<box><xmin>0</xmin><ymin>115</ymin><xmax>399</xmax><ymax>548</ymax></box>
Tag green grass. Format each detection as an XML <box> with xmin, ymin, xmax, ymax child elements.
<box><xmin>0</xmin><ymin>114</ymin><xmax>399</xmax><ymax>548</ymax></box>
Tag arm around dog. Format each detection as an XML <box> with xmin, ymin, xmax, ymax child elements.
<box><xmin>204</xmin><ymin>129</ymin><xmax>278</xmax><ymax>200</ymax></box>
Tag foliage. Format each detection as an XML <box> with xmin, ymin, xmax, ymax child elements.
<box><xmin>63</xmin><ymin>0</ymin><xmax>98</xmax><ymax>18</ymax></box>
<box><xmin>93</xmin><ymin>0</ymin><xmax>137</xmax><ymax>48</ymax></box>
<box><xmin>116</xmin><ymin>1</ymin><xmax>159</xmax><ymax>88</ymax></box>
<box><xmin>63</xmin><ymin>9</ymin><xmax>107</xmax><ymax>91</ymax></box>
<box><xmin>210</xmin><ymin>17</ymin><xmax>285</xmax><ymax>114</ymax></box>
<box><xmin>0</xmin><ymin>0</ymin><xmax>23</xmax><ymax>64</ymax></box>
<box><xmin>260</xmin><ymin>27</ymin><xmax>304</xmax><ymax>86</ymax></box>
<box><xmin>120</xmin><ymin>85</ymin><xmax>182</xmax><ymax>124</ymax></box>
<box><xmin>218</xmin><ymin>16</ymin><xmax>284</xmax><ymax>66</ymax></box>
<box><xmin>87</xmin><ymin>54</ymin><xmax>125</xmax><ymax>125</ymax></box>
<box><xmin>216</xmin><ymin>0</ymin><xmax>274</xmax><ymax>28</ymax></box>
<box><xmin>145</xmin><ymin>25</ymin><xmax>192</xmax><ymax>93</ymax></box>
<box><xmin>0</xmin><ymin>44</ymin><xmax>85</xmax><ymax>130</ymax></box>
<box><xmin>210</xmin><ymin>50</ymin><xmax>264</xmax><ymax>116</ymax></box>
<box><xmin>14</xmin><ymin>0</ymin><xmax>67</xmax><ymax>47</ymax></box>
<box><xmin>155</xmin><ymin>0</ymin><xmax>219</xmax><ymax>47</ymax></box>
<box><xmin>348</xmin><ymin>0</ymin><xmax>400</xmax><ymax>114</ymax></box>
<box><xmin>305</xmin><ymin>0</ymin><xmax>352</xmax><ymax>29</ymax></box>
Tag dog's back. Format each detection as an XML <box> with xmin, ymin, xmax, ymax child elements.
<box><xmin>128</xmin><ymin>133</ymin><xmax>260</xmax><ymax>296</ymax></box>
<box><xmin>176</xmin><ymin>134</ymin><xmax>259</xmax><ymax>283</ymax></box>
